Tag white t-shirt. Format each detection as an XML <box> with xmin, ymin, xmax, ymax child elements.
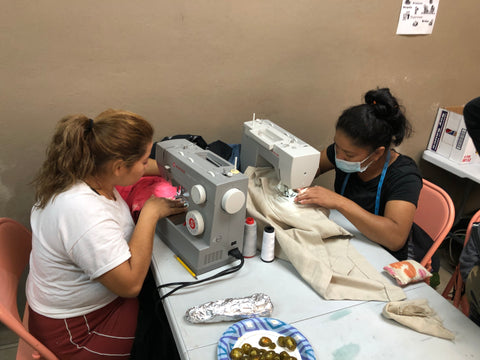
<box><xmin>26</xmin><ymin>182</ymin><xmax>134</xmax><ymax>318</ymax></box>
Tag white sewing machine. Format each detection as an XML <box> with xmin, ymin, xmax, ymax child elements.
<box><xmin>155</xmin><ymin>139</ymin><xmax>248</xmax><ymax>275</ymax></box>
<box><xmin>240</xmin><ymin>117</ymin><xmax>320</xmax><ymax>196</ymax></box>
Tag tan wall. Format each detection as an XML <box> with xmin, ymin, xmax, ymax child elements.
<box><xmin>2</xmin><ymin>1</ymin><xmax>480</xmax><ymax>227</ymax></box>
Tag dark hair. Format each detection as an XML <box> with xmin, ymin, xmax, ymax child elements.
<box><xmin>33</xmin><ymin>109</ymin><xmax>153</xmax><ymax>208</ymax></box>
<box><xmin>336</xmin><ymin>88</ymin><xmax>412</xmax><ymax>150</ymax></box>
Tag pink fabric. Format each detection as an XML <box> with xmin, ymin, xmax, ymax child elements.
<box><xmin>116</xmin><ymin>176</ymin><xmax>177</xmax><ymax>222</ymax></box>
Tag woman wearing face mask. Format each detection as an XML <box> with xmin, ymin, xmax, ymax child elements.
<box><xmin>295</xmin><ymin>88</ymin><xmax>427</xmax><ymax>262</ymax></box>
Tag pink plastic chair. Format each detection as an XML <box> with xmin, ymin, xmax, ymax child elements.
<box><xmin>0</xmin><ymin>218</ymin><xmax>58</xmax><ymax>360</ymax></box>
<box><xmin>442</xmin><ymin>209</ymin><xmax>480</xmax><ymax>316</ymax></box>
<box><xmin>413</xmin><ymin>179</ymin><xmax>455</xmax><ymax>273</ymax></box>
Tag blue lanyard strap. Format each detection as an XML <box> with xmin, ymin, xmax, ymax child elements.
<box><xmin>340</xmin><ymin>150</ymin><xmax>391</xmax><ymax>216</ymax></box>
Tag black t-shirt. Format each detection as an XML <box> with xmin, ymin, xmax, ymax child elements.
<box><xmin>326</xmin><ymin>143</ymin><xmax>424</xmax><ymax>260</ymax></box>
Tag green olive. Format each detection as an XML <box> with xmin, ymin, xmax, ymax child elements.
<box><xmin>259</xmin><ymin>336</ymin><xmax>273</xmax><ymax>347</ymax></box>
<box><xmin>284</xmin><ymin>336</ymin><xmax>297</xmax><ymax>351</ymax></box>
<box><xmin>242</xmin><ymin>343</ymin><xmax>252</xmax><ymax>354</ymax></box>
<box><xmin>264</xmin><ymin>350</ymin><xmax>276</xmax><ymax>360</ymax></box>
<box><xmin>279</xmin><ymin>351</ymin><xmax>290</xmax><ymax>360</ymax></box>
<box><xmin>249</xmin><ymin>347</ymin><xmax>261</xmax><ymax>356</ymax></box>
<box><xmin>229</xmin><ymin>347</ymin><xmax>243</xmax><ymax>360</ymax></box>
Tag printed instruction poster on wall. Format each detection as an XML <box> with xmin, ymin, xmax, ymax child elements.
<box><xmin>396</xmin><ymin>0</ymin><xmax>439</xmax><ymax>35</ymax></box>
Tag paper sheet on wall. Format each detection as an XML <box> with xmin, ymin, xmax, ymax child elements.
<box><xmin>396</xmin><ymin>0</ymin><xmax>439</xmax><ymax>35</ymax></box>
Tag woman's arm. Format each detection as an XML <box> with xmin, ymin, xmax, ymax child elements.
<box><xmin>315</xmin><ymin>148</ymin><xmax>335</xmax><ymax>177</ymax></box>
<box><xmin>97</xmin><ymin>197</ymin><xmax>186</xmax><ymax>297</ymax></box>
<box><xmin>337</xmin><ymin>197</ymin><xmax>415</xmax><ymax>251</ymax></box>
<box><xmin>295</xmin><ymin>187</ymin><xmax>415</xmax><ymax>251</ymax></box>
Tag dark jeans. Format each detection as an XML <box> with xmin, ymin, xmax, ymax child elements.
<box><xmin>466</xmin><ymin>265</ymin><xmax>480</xmax><ymax>327</ymax></box>
<box><xmin>131</xmin><ymin>270</ymin><xmax>181</xmax><ymax>360</ymax></box>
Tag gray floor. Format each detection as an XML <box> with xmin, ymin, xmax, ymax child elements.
<box><xmin>0</xmin><ymin>241</ymin><xmax>464</xmax><ymax>360</ymax></box>
<box><xmin>0</xmin><ymin>342</ymin><xmax>17</xmax><ymax>360</ymax></box>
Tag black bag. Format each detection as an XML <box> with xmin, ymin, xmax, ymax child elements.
<box><xmin>130</xmin><ymin>271</ymin><xmax>180</xmax><ymax>360</ymax></box>
<box><xmin>408</xmin><ymin>222</ymin><xmax>440</xmax><ymax>273</ymax></box>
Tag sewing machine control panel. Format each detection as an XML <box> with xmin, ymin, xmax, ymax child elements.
<box><xmin>186</xmin><ymin>210</ymin><xmax>204</xmax><ymax>236</ymax></box>
<box><xmin>191</xmin><ymin>185</ymin><xmax>206</xmax><ymax>204</ymax></box>
<box><xmin>221</xmin><ymin>188</ymin><xmax>245</xmax><ymax>214</ymax></box>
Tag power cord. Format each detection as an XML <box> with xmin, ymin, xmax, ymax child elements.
<box><xmin>156</xmin><ymin>248</ymin><xmax>244</xmax><ymax>301</ymax></box>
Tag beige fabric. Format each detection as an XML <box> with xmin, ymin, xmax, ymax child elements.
<box><xmin>245</xmin><ymin>166</ymin><xmax>405</xmax><ymax>301</ymax></box>
<box><xmin>382</xmin><ymin>299</ymin><xmax>455</xmax><ymax>340</ymax></box>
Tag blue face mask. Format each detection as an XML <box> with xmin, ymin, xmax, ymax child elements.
<box><xmin>335</xmin><ymin>149</ymin><xmax>375</xmax><ymax>173</ymax></box>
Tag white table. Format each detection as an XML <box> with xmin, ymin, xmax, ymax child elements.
<box><xmin>422</xmin><ymin>149</ymin><xmax>480</xmax><ymax>183</ymax></box>
<box><xmin>151</xmin><ymin>210</ymin><xmax>480</xmax><ymax>359</ymax></box>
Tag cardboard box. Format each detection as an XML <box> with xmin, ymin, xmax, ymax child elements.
<box><xmin>427</xmin><ymin>106</ymin><xmax>480</xmax><ymax>164</ymax></box>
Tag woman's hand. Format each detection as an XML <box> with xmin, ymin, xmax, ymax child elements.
<box><xmin>294</xmin><ymin>186</ymin><xmax>343</xmax><ymax>210</ymax></box>
<box><xmin>141</xmin><ymin>196</ymin><xmax>187</xmax><ymax>222</ymax></box>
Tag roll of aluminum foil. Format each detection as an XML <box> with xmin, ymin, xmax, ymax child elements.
<box><xmin>184</xmin><ymin>293</ymin><xmax>273</xmax><ymax>323</ymax></box>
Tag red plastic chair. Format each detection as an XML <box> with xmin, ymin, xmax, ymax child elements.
<box><xmin>442</xmin><ymin>209</ymin><xmax>480</xmax><ymax>316</ymax></box>
<box><xmin>0</xmin><ymin>218</ymin><xmax>58</xmax><ymax>360</ymax></box>
<box><xmin>413</xmin><ymin>179</ymin><xmax>455</xmax><ymax>273</ymax></box>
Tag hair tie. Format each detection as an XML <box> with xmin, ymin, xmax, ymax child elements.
<box><xmin>84</xmin><ymin>118</ymin><xmax>94</xmax><ymax>136</ymax></box>
<box><xmin>87</xmin><ymin>119</ymin><xmax>94</xmax><ymax>131</ymax></box>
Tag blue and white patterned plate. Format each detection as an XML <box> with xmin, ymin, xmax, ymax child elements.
<box><xmin>217</xmin><ymin>317</ymin><xmax>316</xmax><ymax>360</ymax></box>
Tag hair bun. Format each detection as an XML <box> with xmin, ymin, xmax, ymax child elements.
<box><xmin>365</xmin><ymin>88</ymin><xmax>400</xmax><ymax>118</ymax></box>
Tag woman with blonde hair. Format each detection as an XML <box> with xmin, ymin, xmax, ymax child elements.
<box><xmin>27</xmin><ymin>109</ymin><xmax>186</xmax><ymax>359</ymax></box>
